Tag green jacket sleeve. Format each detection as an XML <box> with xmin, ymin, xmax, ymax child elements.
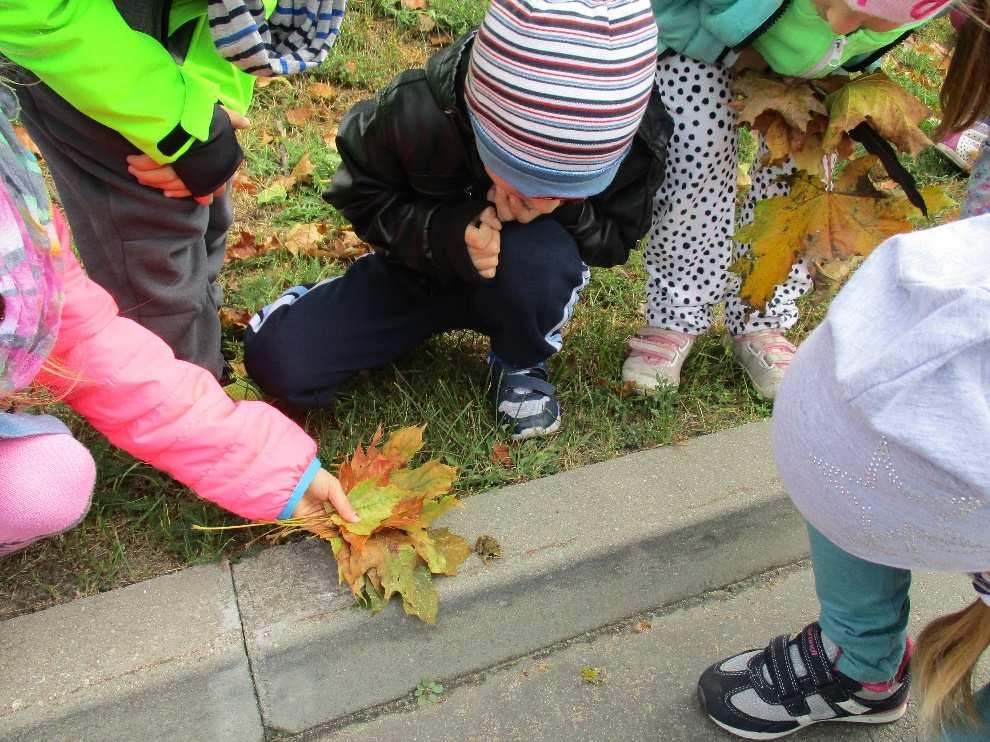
<box><xmin>0</xmin><ymin>0</ymin><xmax>218</xmax><ymax>164</ymax></box>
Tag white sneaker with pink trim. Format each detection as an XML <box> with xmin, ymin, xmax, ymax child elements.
<box><xmin>732</xmin><ymin>330</ymin><xmax>796</xmax><ymax>400</ymax></box>
<box><xmin>621</xmin><ymin>327</ymin><xmax>697</xmax><ymax>391</ymax></box>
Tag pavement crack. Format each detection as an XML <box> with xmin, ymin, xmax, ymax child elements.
<box><xmin>227</xmin><ymin>562</ymin><xmax>267</xmax><ymax>736</ymax></box>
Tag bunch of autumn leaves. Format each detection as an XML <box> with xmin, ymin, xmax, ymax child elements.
<box><xmin>730</xmin><ymin>71</ymin><xmax>953</xmax><ymax>309</ymax></box>
<box><xmin>282</xmin><ymin>426</ymin><xmax>470</xmax><ymax>624</ymax></box>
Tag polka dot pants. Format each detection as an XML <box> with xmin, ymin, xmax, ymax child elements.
<box><xmin>644</xmin><ymin>54</ymin><xmax>812</xmax><ymax>337</ymax></box>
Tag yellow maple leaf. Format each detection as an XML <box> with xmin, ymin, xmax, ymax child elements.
<box><xmin>732</xmin><ymin>72</ymin><xmax>827</xmax><ymax>132</ymax></box>
<box><xmin>823</xmin><ymin>71</ymin><xmax>931</xmax><ymax>155</ymax></box>
<box><xmin>733</xmin><ymin>157</ymin><xmax>951</xmax><ymax>309</ymax></box>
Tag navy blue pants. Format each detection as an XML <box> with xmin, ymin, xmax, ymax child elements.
<box><xmin>244</xmin><ymin>218</ymin><xmax>588</xmax><ymax>409</ymax></box>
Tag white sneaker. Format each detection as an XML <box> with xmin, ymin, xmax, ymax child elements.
<box><xmin>732</xmin><ymin>330</ymin><xmax>796</xmax><ymax>400</ymax></box>
<box><xmin>621</xmin><ymin>327</ymin><xmax>697</xmax><ymax>392</ymax></box>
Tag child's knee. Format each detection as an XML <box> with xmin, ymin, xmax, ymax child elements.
<box><xmin>0</xmin><ymin>433</ymin><xmax>96</xmax><ymax>536</ymax></box>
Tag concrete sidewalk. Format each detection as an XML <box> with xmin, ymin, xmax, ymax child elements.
<box><xmin>2</xmin><ymin>420</ymin><xmax>958</xmax><ymax>742</ymax></box>
<box><xmin>325</xmin><ymin>565</ymin><xmax>978</xmax><ymax>742</ymax></box>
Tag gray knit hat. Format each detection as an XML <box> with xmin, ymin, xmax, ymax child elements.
<box><xmin>772</xmin><ymin>214</ymin><xmax>990</xmax><ymax>572</ymax></box>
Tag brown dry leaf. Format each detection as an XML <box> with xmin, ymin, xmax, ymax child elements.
<box><xmin>344</xmin><ymin>58</ymin><xmax>359</xmax><ymax>75</ymax></box>
<box><xmin>418</xmin><ymin>13</ymin><xmax>437</xmax><ymax>33</ymax></box>
<box><xmin>13</xmin><ymin>124</ymin><xmax>41</xmax><ymax>157</ymax></box>
<box><xmin>308</xmin><ymin>82</ymin><xmax>338</xmax><ymax>99</ymax></box>
<box><xmin>732</xmin><ymin>72</ymin><xmax>827</xmax><ymax>132</ymax></box>
<box><xmin>321</xmin><ymin>125</ymin><xmax>339</xmax><ymax>149</ymax></box>
<box><xmin>283</xmin><ymin>222</ymin><xmax>328</xmax><ymax>256</ymax></box>
<box><xmin>490</xmin><ymin>442</ymin><xmax>514</xmax><ymax>468</ymax></box>
<box><xmin>326</xmin><ymin>229</ymin><xmax>372</xmax><ymax>260</ymax></box>
<box><xmin>732</xmin><ymin>156</ymin><xmax>950</xmax><ymax>309</ymax></box>
<box><xmin>286</xmin><ymin>106</ymin><xmax>319</xmax><ymax>126</ymax></box>
<box><xmin>823</xmin><ymin>71</ymin><xmax>931</xmax><ymax>155</ymax></box>
<box><xmin>633</xmin><ymin>620</ymin><xmax>653</xmax><ymax>633</ymax></box>
<box><xmin>231</xmin><ymin>171</ymin><xmax>260</xmax><ymax>195</ymax></box>
<box><xmin>401</xmin><ymin>0</ymin><xmax>428</xmax><ymax>7</ymax></box>
<box><xmin>428</xmin><ymin>32</ymin><xmax>454</xmax><ymax>47</ymax></box>
<box><xmin>219</xmin><ymin>307</ymin><xmax>252</xmax><ymax>332</ymax></box>
<box><xmin>290</xmin><ymin>152</ymin><xmax>315</xmax><ymax>185</ymax></box>
<box><xmin>225</xmin><ymin>230</ymin><xmax>265</xmax><ymax>262</ymax></box>
<box><xmin>617</xmin><ymin>380</ymin><xmax>638</xmax><ymax>398</ymax></box>
<box><xmin>254</xmin><ymin>76</ymin><xmax>291</xmax><ymax>89</ymax></box>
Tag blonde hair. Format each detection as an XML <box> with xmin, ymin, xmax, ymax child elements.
<box><xmin>913</xmin><ymin>598</ymin><xmax>990</xmax><ymax>732</ymax></box>
<box><xmin>936</xmin><ymin>0</ymin><xmax>990</xmax><ymax>138</ymax></box>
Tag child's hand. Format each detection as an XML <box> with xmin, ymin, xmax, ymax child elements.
<box><xmin>487</xmin><ymin>184</ymin><xmax>562</xmax><ymax>224</ymax></box>
<box><xmin>126</xmin><ymin>154</ymin><xmax>227</xmax><ymax>205</ymax></box>
<box><xmin>466</xmin><ymin>206</ymin><xmax>502</xmax><ymax>278</ymax></box>
<box><xmin>125</xmin><ymin>107</ymin><xmax>248</xmax><ymax>205</ymax></box>
<box><xmin>292</xmin><ymin>467</ymin><xmax>359</xmax><ymax>537</ymax></box>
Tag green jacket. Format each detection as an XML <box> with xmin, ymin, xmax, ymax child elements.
<box><xmin>650</xmin><ymin>0</ymin><xmax>928</xmax><ymax>78</ymax></box>
<box><xmin>0</xmin><ymin>0</ymin><xmax>275</xmax><ymax>193</ymax></box>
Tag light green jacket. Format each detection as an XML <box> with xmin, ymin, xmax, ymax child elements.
<box><xmin>0</xmin><ymin>0</ymin><xmax>275</xmax><ymax>163</ymax></box>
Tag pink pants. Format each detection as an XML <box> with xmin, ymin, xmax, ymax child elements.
<box><xmin>0</xmin><ymin>433</ymin><xmax>96</xmax><ymax>556</ymax></box>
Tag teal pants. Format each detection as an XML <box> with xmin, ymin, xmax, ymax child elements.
<box><xmin>809</xmin><ymin>524</ymin><xmax>990</xmax><ymax>740</ymax></box>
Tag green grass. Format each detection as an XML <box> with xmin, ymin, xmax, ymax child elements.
<box><xmin>0</xmin><ymin>7</ymin><xmax>968</xmax><ymax>619</ymax></box>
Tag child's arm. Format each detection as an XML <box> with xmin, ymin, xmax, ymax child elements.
<box><xmin>327</xmin><ymin>96</ymin><xmax>492</xmax><ymax>284</ymax></box>
<box><xmin>554</xmin><ymin>137</ymin><xmax>667</xmax><ymax>268</ymax></box>
<box><xmin>657</xmin><ymin>0</ymin><xmax>787</xmax><ymax>64</ymax></box>
<box><xmin>0</xmin><ymin>1</ymin><xmax>241</xmax><ymax>198</ymax></box>
<box><xmin>35</xmin><ymin>241</ymin><xmax>330</xmax><ymax>523</ymax></box>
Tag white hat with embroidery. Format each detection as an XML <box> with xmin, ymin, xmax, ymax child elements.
<box><xmin>771</xmin><ymin>214</ymin><xmax>990</xmax><ymax>572</ymax></box>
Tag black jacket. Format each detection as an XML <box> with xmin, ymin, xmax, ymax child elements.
<box><xmin>325</xmin><ymin>33</ymin><xmax>672</xmax><ymax>285</ymax></box>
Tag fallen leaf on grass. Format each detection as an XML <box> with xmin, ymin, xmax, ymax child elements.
<box><xmin>284</xmin><ymin>222</ymin><xmax>328</xmax><ymax>256</ymax></box>
<box><xmin>226</xmin><ymin>230</ymin><xmax>265</xmax><ymax>262</ymax></box>
<box><xmin>308</xmin><ymin>82</ymin><xmax>339</xmax><ymax>99</ymax></box>
<box><xmin>286</xmin><ymin>106</ymin><xmax>319</xmax><ymax>126</ymax></box>
<box><xmin>231</xmin><ymin>171</ymin><xmax>260</xmax><ymax>195</ymax></box>
<box><xmin>428</xmin><ymin>32</ymin><xmax>454</xmax><ymax>47</ymax></box>
<box><xmin>633</xmin><ymin>620</ymin><xmax>653</xmax><ymax>633</ymax></box>
<box><xmin>490</xmin><ymin>442</ymin><xmax>513</xmax><ymax>468</ymax></box>
<box><xmin>254</xmin><ymin>76</ymin><xmax>291</xmax><ymax>89</ymax></box>
<box><xmin>321</xmin><ymin>125</ymin><xmax>339</xmax><ymax>149</ymax></box>
<box><xmin>219</xmin><ymin>306</ymin><xmax>252</xmax><ymax>332</ymax></box>
<box><xmin>256</xmin><ymin>183</ymin><xmax>289</xmax><ymax>205</ymax></box>
<box><xmin>418</xmin><ymin>14</ymin><xmax>437</xmax><ymax>32</ymax></box>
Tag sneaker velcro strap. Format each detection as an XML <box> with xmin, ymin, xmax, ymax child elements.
<box><xmin>797</xmin><ymin>624</ymin><xmax>849</xmax><ymax>704</ymax></box>
<box><xmin>766</xmin><ymin>634</ymin><xmax>811</xmax><ymax>717</ymax></box>
<box><xmin>503</xmin><ymin>373</ymin><xmax>555</xmax><ymax>398</ymax></box>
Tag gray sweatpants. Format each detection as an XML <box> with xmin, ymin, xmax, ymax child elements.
<box><xmin>13</xmin><ymin>77</ymin><xmax>231</xmax><ymax>378</ymax></box>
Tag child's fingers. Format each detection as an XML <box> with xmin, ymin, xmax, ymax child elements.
<box><xmin>323</xmin><ymin>474</ymin><xmax>359</xmax><ymax>523</ymax></box>
<box><xmin>127</xmin><ymin>165</ymin><xmax>182</xmax><ymax>187</ymax></box>
<box><xmin>478</xmin><ymin>206</ymin><xmax>502</xmax><ymax>231</ymax></box>
<box><xmin>163</xmin><ymin>189</ymin><xmax>193</xmax><ymax>198</ymax></box>
<box><xmin>221</xmin><ymin>106</ymin><xmax>251</xmax><ymax>131</ymax></box>
<box><xmin>125</xmin><ymin>154</ymin><xmax>161</xmax><ymax>171</ymax></box>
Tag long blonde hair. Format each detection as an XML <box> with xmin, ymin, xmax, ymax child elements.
<box><xmin>913</xmin><ymin>597</ymin><xmax>990</xmax><ymax>732</ymax></box>
<box><xmin>935</xmin><ymin>0</ymin><xmax>990</xmax><ymax>138</ymax></box>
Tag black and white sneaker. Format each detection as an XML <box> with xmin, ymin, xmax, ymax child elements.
<box><xmin>488</xmin><ymin>358</ymin><xmax>561</xmax><ymax>441</ymax></box>
<box><xmin>698</xmin><ymin>622</ymin><xmax>910</xmax><ymax>740</ymax></box>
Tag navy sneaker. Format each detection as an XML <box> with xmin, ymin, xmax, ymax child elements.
<box><xmin>488</xmin><ymin>358</ymin><xmax>561</xmax><ymax>441</ymax></box>
<box><xmin>698</xmin><ymin>623</ymin><xmax>911</xmax><ymax>740</ymax></box>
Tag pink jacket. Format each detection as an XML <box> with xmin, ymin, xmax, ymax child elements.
<box><xmin>36</xmin><ymin>245</ymin><xmax>319</xmax><ymax>521</ymax></box>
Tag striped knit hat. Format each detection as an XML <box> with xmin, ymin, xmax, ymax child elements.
<box><xmin>464</xmin><ymin>0</ymin><xmax>658</xmax><ymax>199</ymax></box>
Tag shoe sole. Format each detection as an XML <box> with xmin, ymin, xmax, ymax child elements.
<box><xmin>705</xmin><ymin>702</ymin><xmax>908</xmax><ymax>740</ymax></box>
<box><xmin>510</xmin><ymin>417</ymin><xmax>561</xmax><ymax>442</ymax></box>
<box><xmin>935</xmin><ymin>143</ymin><xmax>974</xmax><ymax>173</ymax></box>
